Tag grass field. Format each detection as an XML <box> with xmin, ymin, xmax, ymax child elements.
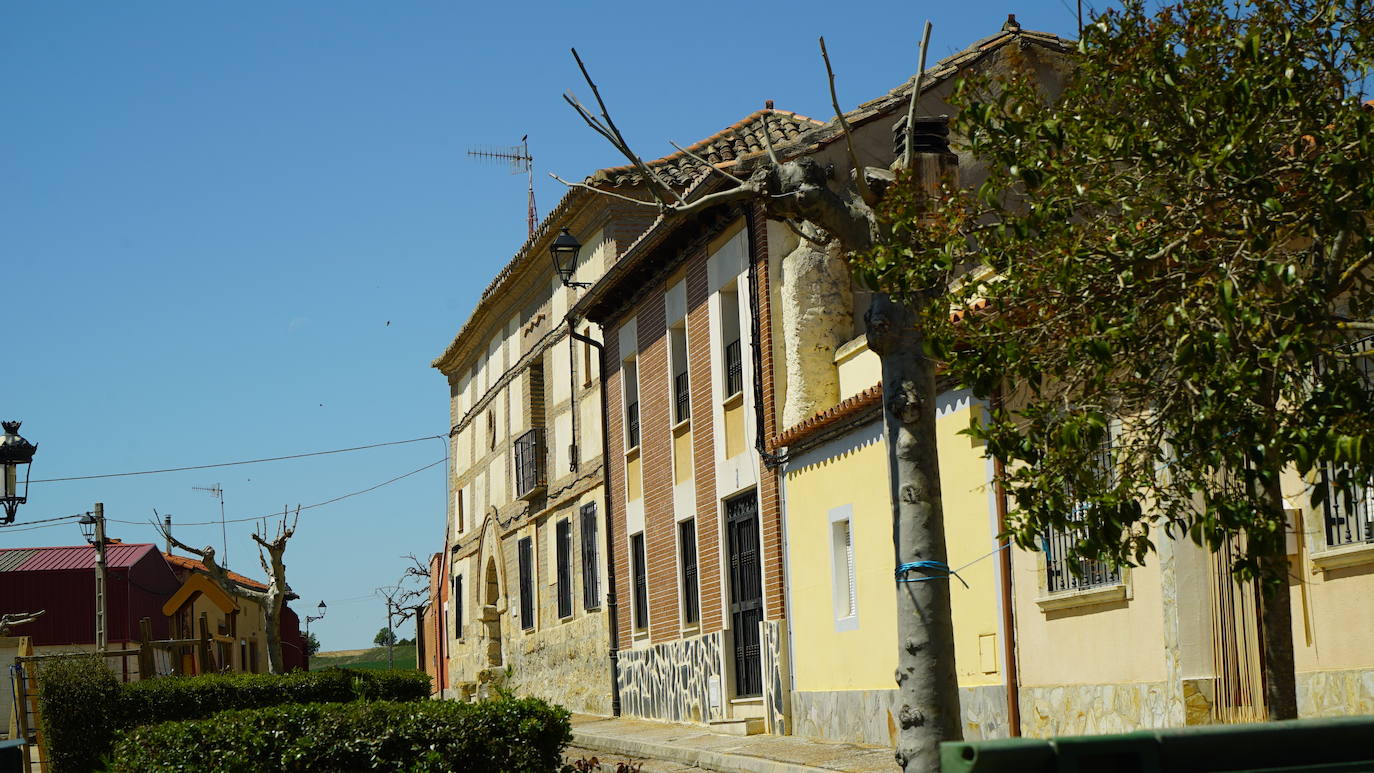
<box><xmin>313</xmin><ymin>643</ymin><xmax>418</xmax><ymax>671</ymax></box>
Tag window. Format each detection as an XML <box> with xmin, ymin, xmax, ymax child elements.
<box><xmin>624</xmin><ymin>358</ymin><xmax>640</xmax><ymax>448</ymax></box>
<box><xmin>831</xmin><ymin>516</ymin><xmax>857</xmax><ymax>623</ymax></box>
<box><xmin>514</xmin><ymin>428</ymin><xmax>547</xmax><ymax>499</ymax></box>
<box><xmin>556</xmin><ymin>518</ymin><xmax>573</xmax><ymax>619</ymax></box>
<box><xmin>1319</xmin><ymin>335</ymin><xmax>1374</xmax><ymax>548</ymax></box>
<box><xmin>631</xmin><ymin>533</ymin><xmax>648</xmax><ymax>631</ymax></box>
<box><xmin>453</xmin><ymin>574</ymin><xmax>464</xmax><ymax>639</ymax></box>
<box><xmin>518</xmin><ymin>537</ymin><xmax>535</xmax><ymax>630</ymax></box>
<box><xmin>580</xmin><ymin>503</ymin><xmax>600</xmax><ymax>610</ymax></box>
<box><xmin>487</xmin><ymin>410</ymin><xmax>497</xmax><ymax>450</ymax></box>
<box><xmin>719</xmin><ymin>286</ymin><xmax>743</xmax><ymax>397</ymax></box>
<box><xmin>1044</xmin><ymin>434</ymin><xmax>1121</xmax><ymax>593</ymax></box>
<box><xmin>582</xmin><ymin>327</ymin><xmax>594</xmax><ymax>388</ymax></box>
<box><xmin>679</xmin><ymin>519</ymin><xmax>699</xmax><ymax>625</ymax></box>
<box><xmin>670</xmin><ymin>325</ymin><xmax>690</xmax><ymax>423</ymax></box>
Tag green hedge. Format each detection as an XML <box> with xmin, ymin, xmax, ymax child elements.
<box><xmin>109</xmin><ymin>697</ymin><xmax>572</xmax><ymax>772</ymax></box>
<box><xmin>37</xmin><ymin>660</ymin><xmax>431</xmax><ymax>773</ymax></box>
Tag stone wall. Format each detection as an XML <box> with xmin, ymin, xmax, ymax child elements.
<box><xmin>504</xmin><ymin>611</ymin><xmax>614</xmax><ymax>715</ymax></box>
<box><xmin>1019</xmin><ymin>682</ymin><xmax>1173</xmax><ymax>737</ymax></box>
<box><xmin>761</xmin><ymin>620</ymin><xmax>791</xmax><ymax>735</ymax></box>
<box><xmin>791</xmin><ymin>684</ymin><xmax>1009</xmax><ymax>746</ymax></box>
<box><xmin>616</xmin><ymin>631</ymin><xmax>725</xmax><ymax>724</ymax></box>
<box><xmin>1297</xmin><ymin>668</ymin><xmax>1374</xmax><ymax>717</ymax></box>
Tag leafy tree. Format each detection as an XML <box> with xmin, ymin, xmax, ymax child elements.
<box><xmin>865</xmin><ymin>0</ymin><xmax>1374</xmax><ymax>720</ymax></box>
<box><xmin>374</xmin><ymin>627</ymin><xmax>397</xmax><ymax>648</ymax></box>
<box><xmin>305</xmin><ymin>632</ymin><xmax>321</xmax><ymax>657</ymax></box>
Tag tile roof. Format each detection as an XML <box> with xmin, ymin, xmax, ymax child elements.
<box><xmin>0</xmin><ymin>543</ymin><xmax>158</xmax><ymax>572</ymax></box>
<box><xmin>774</xmin><ymin>384</ymin><xmax>884</xmax><ymax>449</ymax></box>
<box><xmin>588</xmin><ymin>108</ymin><xmax>825</xmax><ymax>188</ymax></box>
<box><xmin>163</xmin><ymin>552</ymin><xmax>270</xmax><ymax>591</ymax></box>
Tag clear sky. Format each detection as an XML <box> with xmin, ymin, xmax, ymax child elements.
<box><xmin>2</xmin><ymin>1</ymin><xmax>1081</xmax><ymax>651</ymax></box>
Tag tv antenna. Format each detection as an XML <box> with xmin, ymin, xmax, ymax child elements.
<box><xmin>468</xmin><ymin>135</ymin><xmax>537</xmax><ymax>237</ymax></box>
<box><xmin>193</xmin><ymin>483</ymin><xmax>228</xmax><ymax>567</ymax></box>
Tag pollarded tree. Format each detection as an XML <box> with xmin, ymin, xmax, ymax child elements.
<box><xmin>160</xmin><ymin>507</ymin><xmax>301</xmax><ymax>674</ymax></box>
<box><xmin>866</xmin><ymin>0</ymin><xmax>1374</xmax><ymax>720</ymax></box>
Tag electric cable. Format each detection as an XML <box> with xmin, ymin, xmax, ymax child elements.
<box><xmin>105</xmin><ymin>457</ymin><xmax>446</xmax><ymax>528</ymax></box>
<box><xmin>31</xmin><ymin>434</ymin><xmax>446</xmax><ymax>484</ymax></box>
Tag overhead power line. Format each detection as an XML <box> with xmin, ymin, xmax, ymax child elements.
<box><xmin>31</xmin><ymin>435</ymin><xmax>447</xmax><ymax>484</ymax></box>
<box><xmin>106</xmin><ymin>457</ymin><xmax>447</xmax><ymax>528</ymax></box>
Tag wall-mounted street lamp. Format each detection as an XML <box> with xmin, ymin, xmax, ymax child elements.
<box><xmin>550</xmin><ymin>228</ymin><xmax>589</xmax><ymax>288</ymax></box>
<box><xmin>0</xmin><ymin>421</ymin><xmax>38</xmax><ymax>524</ymax></box>
<box><xmin>305</xmin><ymin>600</ymin><xmax>327</xmax><ymax>639</ymax></box>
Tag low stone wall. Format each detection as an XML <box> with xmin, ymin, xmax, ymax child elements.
<box><xmin>615</xmin><ymin>631</ymin><xmax>725</xmax><ymax>724</ymax></box>
<box><xmin>1019</xmin><ymin>681</ymin><xmax>1172</xmax><ymax>737</ymax></box>
<box><xmin>791</xmin><ymin>684</ymin><xmax>1009</xmax><ymax>746</ymax></box>
<box><xmin>1297</xmin><ymin>668</ymin><xmax>1374</xmax><ymax>717</ymax></box>
<box><xmin>505</xmin><ymin>612</ymin><xmax>614</xmax><ymax>715</ymax></box>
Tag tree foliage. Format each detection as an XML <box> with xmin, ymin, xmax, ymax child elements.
<box><xmin>374</xmin><ymin>627</ymin><xmax>397</xmax><ymax>648</ymax></box>
<box><xmin>861</xmin><ymin>0</ymin><xmax>1374</xmax><ymax>583</ymax></box>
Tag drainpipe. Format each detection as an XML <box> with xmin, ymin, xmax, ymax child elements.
<box><xmin>991</xmin><ymin>386</ymin><xmax>1021</xmax><ymax>736</ymax></box>
<box><xmin>743</xmin><ymin>208</ymin><xmax>785</xmax><ymax>470</ymax></box>
<box><xmin>569</xmin><ymin>320</ymin><xmax>621</xmax><ymax>717</ymax></box>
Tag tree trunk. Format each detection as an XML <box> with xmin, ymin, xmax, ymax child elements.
<box><xmin>867</xmin><ymin>293</ymin><xmax>962</xmax><ymax>773</ymax></box>
<box><xmin>264</xmin><ymin>605</ymin><xmax>284</xmax><ymax>674</ymax></box>
<box><xmin>1258</xmin><ymin>473</ymin><xmax>1298</xmax><ymax>720</ymax></box>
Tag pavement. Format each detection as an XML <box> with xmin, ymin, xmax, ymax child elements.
<box><xmin>567</xmin><ymin>714</ymin><xmax>900</xmax><ymax>773</ymax></box>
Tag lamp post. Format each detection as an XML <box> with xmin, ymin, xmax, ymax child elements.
<box><xmin>304</xmin><ymin>600</ymin><xmax>326</xmax><ymax>642</ymax></box>
<box><xmin>550</xmin><ymin>228</ymin><xmax>589</xmax><ymax>289</ymax></box>
<box><xmin>79</xmin><ymin>504</ymin><xmax>108</xmax><ymax>651</ymax></box>
<box><xmin>0</xmin><ymin>421</ymin><xmax>38</xmax><ymax>524</ymax></box>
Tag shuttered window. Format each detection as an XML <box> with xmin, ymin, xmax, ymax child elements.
<box><xmin>679</xmin><ymin>519</ymin><xmax>699</xmax><ymax>625</ymax></box>
<box><xmin>556</xmin><ymin>518</ymin><xmax>573</xmax><ymax>619</ymax></box>
<box><xmin>518</xmin><ymin>537</ymin><xmax>535</xmax><ymax>630</ymax></box>
<box><xmin>580</xmin><ymin>503</ymin><xmax>600</xmax><ymax>610</ymax></box>
<box><xmin>631</xmin><ymin>533</ymin><xmax>648</xmax><ymax>631</ymax></box>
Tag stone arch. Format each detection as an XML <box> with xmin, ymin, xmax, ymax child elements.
<box><xmin>475</xmin><ymin>510</ymin><xmax>505</xmax><ymax>669</ymax></box>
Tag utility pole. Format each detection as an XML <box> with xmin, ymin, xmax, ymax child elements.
<box><xmin>386</xmin><ymin>598</ymin><xmax>395</xmax><ymax>669</ymax></box>
<box><xmin>92</xmin><ymin>503</ymin><xmax>107</xmax><ymax>652</ymax></box>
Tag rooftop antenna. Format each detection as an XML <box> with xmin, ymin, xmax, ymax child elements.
<box><xmin>193</xmin><ymin>483</ymin><xmax>228</xmax><ymax>567</ymax></box>
<box><xmin>468</xmin><ymin>135</ymin><xmax>537</xmax><ymax>237</ymax></box>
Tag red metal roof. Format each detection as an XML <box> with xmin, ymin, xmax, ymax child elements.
<box><xmin>0</xmin><ymin>542</ymin><xmax>158</xmax><ymax>572</ymax></box>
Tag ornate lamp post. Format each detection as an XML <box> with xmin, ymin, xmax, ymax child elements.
<box><xmin>0</xmin><ymin>421</ymin><xmax>38</xmax><ymax>524</ymax></box>
<box><xmin>304</xmin><ymin>600</ymin><xmax>327</xmax><ymax>639</ymax></box>
<box><xmin>79</xmin><ymin>504</ymin><xmax>109</xmax><ymax>651</ymax></box>
<box><xmin>549</xmin><ymin>228</ymin><xmax>589</xmax><ymax>289</ymax></box>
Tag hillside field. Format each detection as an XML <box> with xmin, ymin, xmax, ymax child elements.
<box><xmin>313</xmin><ymin>643</ymin><xmax>418</xmax><ymax>671</ymax></box>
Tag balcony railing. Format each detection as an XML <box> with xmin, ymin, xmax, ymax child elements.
<box><xmin>725</xmin><ymin>339</ymin><xmax>743</xmax><ymax>397</ymax></box>
<box><xmin>514</xmin><ymin>428</ymin><xmax>546</xmax><ymax>500</ymax></box>
<box><xmin>674</xmin><ymin>371</ymin><xmax>690</xmax><ymax>423</ymax></box>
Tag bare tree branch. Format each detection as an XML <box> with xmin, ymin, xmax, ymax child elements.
<box><xmin>759</xmin><ymin>110</ymin><xmax>781</xmax><ymax>166</ymax></box>
<box><xmin>819</xmin><ymin>36</ymin><xmax>876</xmax><ymax>207</ymax></box>
<box><xmin>902</xmin><ymin>21</ymin><xmax>934</xmax><ymax>168</ymax></box>
<box><xmin>0</xmin><ymin>610</ymin><xmax>44</xmax><ymax>636</ymax></box>
<box><xmin>548</xmin><ymin>173</ymin><xmax>659</xmax><ymax>207</ymax></box>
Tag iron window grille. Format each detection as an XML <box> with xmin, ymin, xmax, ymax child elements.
<box><xmin>1318</xmin><ymin>335</ymin><xmax>1374</xmax><ymax>548</ymax></box>
<box><xmin>518</xmin><ymin>537</ymin><xmax>535</xmax><ymax>630</ymax></box>
<box><xmin>626</xmin><ymin>401</ymin><xmax>640</xmax><ymax>449</ymax></box>
<box><xmin>556</xmin><ymin>518</ymin><xmax>573</xmax><ymax>619</ymax></box>
<box><xmin>580</xmin><ymin>503</ymin><xmax>600</xmax><ymax>610</ymax></box>
<box><xmin>674</xmin><ymin>370</ymin><xmax>691</xmax><ymax>424</ymax></box>
<box><xmin>514</xmin><ymin>428</ymin><xmax>546</xmax><ymax>499</ymax></box>
<box><xmin>1044</xmin><ymin>434</ymin><xmax>1121</xmax><ymax>593</ymax></box>
<box><xmin>725</xmin><ymin>339</ymin><xmax>743</xmax><ymax>397</ymax></box>
<box><xmin>452</xmin><ymin>574</ymin><xmax>463</xmax><ymax>640</ymax></box>
<box><xmin>631</xmin><ymin>533</ymin><xmax>648</xmax><ymax>630</ymax></box>
<box><xmin>679</xmin><ymin>519</ymin><xmax>700</xmax><ymax>625</ymax></box>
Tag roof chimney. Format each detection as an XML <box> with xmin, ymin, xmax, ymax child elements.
<box><xmin>164</xmin><ymin>514</ymin><xmax>172</xmax><ymax>554</ymax></box>
<box><xmin>1003</xmin><ymin>13</ymin><xmax>1021</xmax><ymax>31</ymax></box>
<box><xmin>765</xmin><ymin>99</ymin><xmax>774</xmax><ymax>110</ymax></box>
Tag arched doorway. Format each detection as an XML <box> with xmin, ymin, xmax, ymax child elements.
<box><xmin>483</xmin><ymin>556</ymin><xmax>502</xmax><ymax>667</ymax></box>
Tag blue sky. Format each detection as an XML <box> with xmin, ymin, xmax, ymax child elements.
<box><xmin>2</xmin><ymin>1</ymin><xmax>1081</xmax><ymax>651</ymax></box>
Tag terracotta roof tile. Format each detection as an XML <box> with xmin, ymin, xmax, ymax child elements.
<box><xmin>774</xmin><ymin>384</ymin><xmax>884</xmax><ymax>449</ymax></box>
<box><xmin>588</xmin><ymin>108</ymin><xmax>825</xmax><ymax>188</ymax></box>
<box><xmin>164</xmin><ymin>552</ymin><xmax>270</xmax><ymax>591</ymax></box>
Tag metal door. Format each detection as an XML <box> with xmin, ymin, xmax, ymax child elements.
<box><xmin>725</xmin><ymin>491</ymin><xmax>763</xmax><ymax>697</ymax></box>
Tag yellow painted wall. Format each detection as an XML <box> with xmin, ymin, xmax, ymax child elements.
<box><xmin>786</xmin><ymin>398</ymin><xmax>1004</xmax><ymax>693</ymax></box>
<box><xmin>626</xmin><ymin>450</ymin><xmax>642</xmax><ymax>501</ymax></box>
<box><xmin>834</xmin><ymin>337</ymin><xmax>881</xmax><ymax>401</ymax></box>
<box><xmin>723</xmin><ymin>397</ymin><xmax>745</xmax><ymax>458</ymax></box>
<box><xmin>673</xmin><ymin>425</ymin><xmax>693</xmax><ymax>484</ymax></box>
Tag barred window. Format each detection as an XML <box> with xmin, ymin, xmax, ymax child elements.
<box><xmin>679</xmin><ymin>519</ymin><xmax>699</xmax><ymax>625</ymax></box>
<box><xmin>556</xmin><ymin>518</ymin><xmax>573</xmax><ymax>619</ymax></box>
<box><xmin>518</xmin><ymin>537</ymin><xmax>535</xmax><ymax>630</ymax></box>
<box><xmin>1319</xmin><ymin>335</ymin><xmax>1374</xmax><ymax>548</ymax></box>
<box><xmin>631</xmin><ymin>533</ymin><xmax>648</xmax><ymax>631</ymax></box>
<box><xmin>1044</xmin><ymin>433</ymin><xmax>1121</xmax><ymax>593</ymax></box>
<box><xmin>580</xmin><ymin>503</ymin><xmax>600</xmax><ymax>610</ymax></box>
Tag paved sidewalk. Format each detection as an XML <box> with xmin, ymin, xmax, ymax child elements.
<box><xmin>568</xmin><ymin>714</ymin><xmax>900</xmax><ymax>773</ymax></box>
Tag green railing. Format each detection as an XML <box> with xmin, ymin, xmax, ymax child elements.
<box><xmin>941</xmin><ymin>716</ymin><xmax>1374</xmax><ymax>773</ymax></box>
